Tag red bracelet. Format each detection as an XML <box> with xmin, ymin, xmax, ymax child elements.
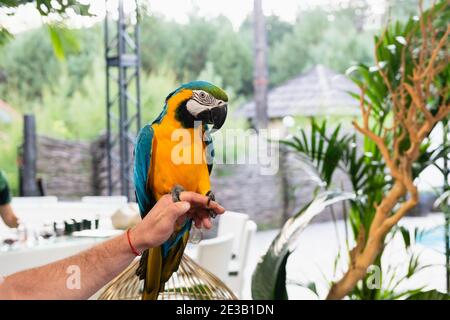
<box><xmin>126</xmin><ymin>228</ymin><xmax>142</xmax><ymax>256</ymax></box>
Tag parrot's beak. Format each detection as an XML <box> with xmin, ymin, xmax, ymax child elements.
<box><xmin>196</xmin><ymin>104</ymin><xmax>227</xmax><ymax>130</ymax></box>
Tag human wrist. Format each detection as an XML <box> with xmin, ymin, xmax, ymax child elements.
<box><xmin>128</xmin><ymin>225</ymin><xmax>153</xmax><ymax>254</ymax></box>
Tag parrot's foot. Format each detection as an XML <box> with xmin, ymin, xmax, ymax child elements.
<box><xmin>171</xmin><ymin>184</ymin><xmax>185</xmax><ymax>203</ymax></box>
<box><xmin>206</xmin><ymin>190</ymin><xmax>217</xmax><ymax>219</ymax></box>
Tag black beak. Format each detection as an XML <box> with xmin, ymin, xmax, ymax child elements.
<box><xmin>196</xmin><ymin>104</ymin><xmax>228</xmax><ymax>130</ymax></box>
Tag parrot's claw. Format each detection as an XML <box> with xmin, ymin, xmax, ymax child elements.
<box><xmin>206</xmin><ymin>190</ymin><xmax>217</xmax><ymax>219</ymax></box>
<box><xmin>171</xmin><ymin>185</ymin><xmax>185</xmax><ymax>203</ymax></box>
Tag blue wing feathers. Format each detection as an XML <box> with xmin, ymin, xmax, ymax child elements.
<box><xmin>134</xmin><ymin>124</ymin><xmax>155</xmax><ymax>217</ymax></box>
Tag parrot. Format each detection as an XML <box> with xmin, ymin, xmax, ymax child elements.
<box><xmin>133</xmin><ymin>80</ymin><xmax>228</xmax><ymax>300</ymax></box>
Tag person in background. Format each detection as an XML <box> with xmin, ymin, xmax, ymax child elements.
<box><xmin>0</xmin><ymin>170</ymin><xmax>19</xmax><ymax>228</ymax></box>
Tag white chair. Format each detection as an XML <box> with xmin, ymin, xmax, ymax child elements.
<box><xmin>217</xmin><ymin>211</ymin><xmax>249</xmax><ymax>261</ymax></box>
<box><xmin>195</xmin><ymin>233</ymin><xmax>234</xmax><ymax>282</ymax></box>
<box><xmin>11</xmin><ymin>196</ymin><xmax>58</xmax><ymax>205</ymax></box>
<box><xmin>81</xmin><ymin>196</ymin><xmax>128</xmax><ymax>205</ymax></box>
<box><xmin>227</xmin><ymin>220</ymin><xmax>257</xmax><ymax>298</ymax></box>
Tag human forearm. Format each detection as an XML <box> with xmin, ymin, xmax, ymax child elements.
<box><xmin>0</xmin><ymin>232</ymin><xmax>137</xmax><ymax>300</ymax></box>
<box><xmin>0</xmin><ymin>192</ymin><xmax>224</xmax><ymax>300</ymax></box>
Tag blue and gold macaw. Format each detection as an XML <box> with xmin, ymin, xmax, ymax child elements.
<box><xmin>133</xmin><ymin>80</ymin><xmax>228</xmax><ymax>300</ymax></box>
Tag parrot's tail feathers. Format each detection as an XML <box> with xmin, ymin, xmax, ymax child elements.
<box><xmin>142</xmin><ymin>247</ymin><xmax>163</xmax><ymax>300</ymax></box>
<box><xmin>142</xmin><ymin>286</ymin><xmax>160</xmax><ymax>300</ymax></box>
<box><xmin>161</xmin><ymin>231</ymin><xmax>190</xmax><ymax>283</ymax></box>
<box><xmin>140</xmin><ymin>232</ymin><xmax>190</xmax><ymax>300</ymax></box>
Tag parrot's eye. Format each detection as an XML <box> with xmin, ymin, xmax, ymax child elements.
<box><xmin>200</xmin><ymin>92</ymin><xmax>206</xmax><ymax>99</ymax></box>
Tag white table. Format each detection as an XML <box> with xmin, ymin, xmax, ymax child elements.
<box><xmin>0</xmin><ymin>200</ymin><xmax>127</xmax><ymax>276</ymax></box>
<box><xmin>0</xmin><ymin>236</ymin><xmax>108</xmax><ymax>276</ymax></box>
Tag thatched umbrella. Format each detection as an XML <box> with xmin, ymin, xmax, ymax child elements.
<box><xmin>238</xmin><ymin>64</ymin><xmax>359</xmax><ymax>121</ymax></box>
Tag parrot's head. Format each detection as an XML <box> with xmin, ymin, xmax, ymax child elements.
<box><xmin>165</xmin><ymin>80</ymin><xmax>228</xmax><ymax>130</ymax></box>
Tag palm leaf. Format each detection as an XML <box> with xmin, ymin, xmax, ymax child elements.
<box><xmin>251</xmin><ymin>191</ymin><xmax>355</xmax><ymax>300</ymax></box>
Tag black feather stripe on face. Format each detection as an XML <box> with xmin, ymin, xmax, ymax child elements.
<box><xmin>175</xmin><ymin>100</ymin><xmax>197</xmax><ymax>128</ymax></box>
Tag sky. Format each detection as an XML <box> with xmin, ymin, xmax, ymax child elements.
<box><xmin>0</xmin><ymin>0</ymin><xmax>387</xmax><ymax>34</ymax></box>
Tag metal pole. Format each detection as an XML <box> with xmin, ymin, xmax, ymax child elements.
<box><xmin>118</xmin><ymin>0</ymin><xmax>127</xmax><ymax>197</ymax></box>
<box><xmin>21</xmin><ymin>114</ymin><xmax>40</xmax><ymax>196</ymax></box>
<box><xmin>253</xmin><ymin>0</ymin><xmax>269</xmax><ymax>131</ymax></box>
<box><xmin>104</xmin><ymin>0</ymin><xmax>141</xmax><ymax>199</ymax></box>
<box><xmin>104</xmin><ymin>3</ymin><xmax>112</xmax><ymax>195</ymax></box>
<box><xmin>135</xmin><ymin>17</ymin><xmax>142</xmax><ymax>131</ymax></box>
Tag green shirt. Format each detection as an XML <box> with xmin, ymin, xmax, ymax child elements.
<box><xmin>0</xmin><ymin>170</ymin><xmax>11</xmax><ymax>205</ymax></box>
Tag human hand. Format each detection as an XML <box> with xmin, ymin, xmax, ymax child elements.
<box><xmin>130</xmin><ymin>192</ymin><xmax>225</xmax><ymax>252</ymax></box>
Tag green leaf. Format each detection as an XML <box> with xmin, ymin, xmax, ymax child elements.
<box><xmin>48</xmin><ymin>25</ymin><xmax>65</xmax><ymax>61</ymax></box>
<box><xmin>0</xmin><ymin>26</ymin><xmax>12</xmax><ymax>46</ymax></box>
<box><xmin>406</xmin><ymin>290</ymin><xmax>450</xmax><ymax>300</ymax></box>
<box><xmin>306</xmin><ymin>282</ymin><xmax>319</xmax><ymax>298</ymax></box>
<box><xmin>251</xmin><ymin>191</ymin><xmax>355</xmax><ymax>300</ymax></box>
<box><xmin>398</xmin><ymin>226</ymin><xmax>411</xmax><ymax>249</ymax></box>
<box><xmin>47</xmin><ymin>25</ymin><xmax>81</xmax><ymax>61</ymax></box>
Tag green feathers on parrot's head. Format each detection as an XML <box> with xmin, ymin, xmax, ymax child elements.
<box><xmin>163</xmin><ymin>80</ymin><xmax>229</xmax><ymax>130</ymax></box>
<box><xmin>165</xmin><ymin>80</ymin><xmax>228</xmax><ymax>103</ymax></box>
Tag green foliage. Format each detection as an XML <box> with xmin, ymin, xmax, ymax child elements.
<box><xmin>139</xmin><ymin>7</ymin><xmax>376</xmax><ymax>96</ymax></box>
<box><xmin>406</xmin><ymin>290</ymin><xmax>450</xmax><ymax>300</ymax></box>
<box><xmin>0</xmin><ymin>26</ymin><xmax>100</xmax><ymax>101</ymax></box>
<box><xmin>0</xmin><ymin>26</ymin><xmax>12</xmax><ymax>46</ymax></box>
<box><xmin>47</xmin><ymin>24</ymin><xmax>81</xmax><ymax>61</ymax></box>
<box><xmin>0</xmin><ymin>28</ymin><xmax>61</xmax><ymax>100</ymax></box>
<box><xmin>34</xmin><ymin>61</ymin><xmax>106</xmax><ymax>140</ymax></box>
<box><xmin>140</xmin><ymin>14</ymin><xmax>252</xmax><ymax>95</ymax></box>
<box><xmin>275</xmin><ymin>118</ymin><xmax>447</xmax><ymax>299</ymax></box>
<box><xmin>207</xmin><ymin>29</ymin><xmax>253</xmax><ymax>96</ymax></box>
<box><xmin>0</xmin><ymin>0</ymin><xmax>91</xmax><ymax>17</ymax></box>
<box><xmin>0</xmin><ymin>1</ymin><xmax>92</xmax><ymax>58</ymax></box>
<box><xmin>266</xmin><ymin>9</ymin><xmax>374</xmax><ymax>85</ymax></box>
<box><xmin>239</xmin><ymin>14</ymin><xmax>294</xmax><ymax>47</ymax></box>
<box><xmin>0</xmin><ymin>58</ymin><xmax>178</xmax><ymax>195</ymax></box>
<box><xmin>262</xmin><ymin>0</ymin><xmax>449</xmax><ymax>299</ymax></box>
<box><xmin>0</xmin><ymin>5</ymin><xmax>380</xmax><ymax>103</ymax></box>
<box><xmin>281</xmin><ymin>120</ymin><xmax>354</xmax><ymax>187</ymax></box>
<box><xmin>139</xmin><ymin>15</ymin><xmax>184</xmax><ymax>74</ymax></box>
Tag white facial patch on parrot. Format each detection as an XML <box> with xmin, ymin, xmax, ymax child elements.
<box><xmin>186</xmin><ymin>99</ymin><xmax>209</xmax><ymax>117</ymax></box>
<box><xmin>187</xmin><ymin>90</ymin><xmax>224</xmax><ymax>117</ymax></box>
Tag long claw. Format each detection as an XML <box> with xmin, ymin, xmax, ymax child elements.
<box><xmin>206</xmin><ymin>191</ymin><xmax>217</xmax><ymax>219</ymax></box>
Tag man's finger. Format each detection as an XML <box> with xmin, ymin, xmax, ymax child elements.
<box><xmin>151</xmin><ymin>194</ymin><xmax>172</xmax><ymax>211</ymax></box>
<box><xmin>167</xmin><ymin>201</ymin><xmax>191</xmax><ymax>219</ymax></box>
<box><xmin>202</xmin><ymin>216</ymin><xmax>212</xmax><ymax>229</ymax></box>
<box><xmin>179</xmin><ymin>191</ymin><xmax>225</xmax><ymax>214</ymax></box>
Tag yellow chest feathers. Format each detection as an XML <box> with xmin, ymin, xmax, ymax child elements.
<box><xmin>149</xmin><ymin>122</ymin><xmax>211</xmax><ymax>199</ymax></box>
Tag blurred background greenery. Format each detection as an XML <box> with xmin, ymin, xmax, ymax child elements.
<box><xmin>0</xmin><ymin>0</ymin><xmax>420</xmax><ymax>194</ymax></box>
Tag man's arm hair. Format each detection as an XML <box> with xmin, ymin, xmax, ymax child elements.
<box><xmin>0</xmin><ymin>191</ymin><xmax>224</xmax><ymax>300</ymax></box>
<box><xmin>0</xmin><ymin>233</ymin><xmax>135</xmax><ymax>299</ymax></box>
